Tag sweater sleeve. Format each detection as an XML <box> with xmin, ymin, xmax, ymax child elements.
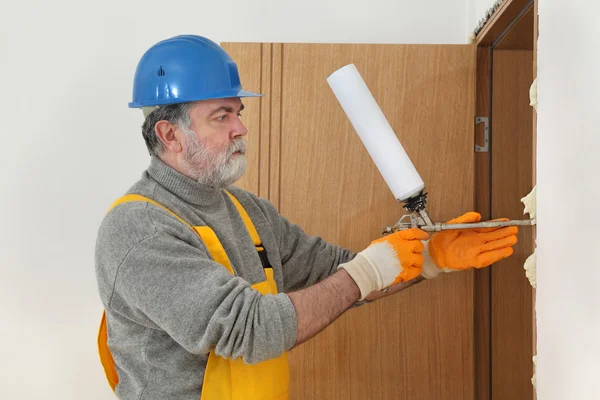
<box><xmin>251</xmin><ymin>195</ymin><xmax>356</xmax><ymax>292</ymax></box>
<box><xmin>97</xmin><ymin>204</ymin><xmax>297</xmax><ymax>364</ymax></box>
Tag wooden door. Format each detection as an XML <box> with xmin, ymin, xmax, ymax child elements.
<box><xmin>490</xmin><ymin>10</ymin><xmax>536</xmax><ymax>399</ymax></box>
<box><xmin>224</xmin><ymin>42</ymin><xmax>476</xmax><ymax>399</ymax></box>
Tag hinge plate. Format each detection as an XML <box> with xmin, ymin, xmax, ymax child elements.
<box><xmin>475</xmin><ymin>116</ymin><xmax>489</xmax><ymax>153</ymax></box>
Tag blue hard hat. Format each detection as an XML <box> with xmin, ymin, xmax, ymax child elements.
<box><xmin>129</xmin><ymin>35</ymin><xmax>263</xmax><ymax>108</ymax></box>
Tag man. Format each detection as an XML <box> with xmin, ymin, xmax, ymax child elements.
<box><xmin>95</xmin><ymin>35</ymin><xmax>518</xmax><ymax>400</ymax></box>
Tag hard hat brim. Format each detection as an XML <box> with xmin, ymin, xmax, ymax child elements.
<box><xmin>128</xmin><ymin>89</ymin><xmax>264</xmax><ymax>108</ymax></box>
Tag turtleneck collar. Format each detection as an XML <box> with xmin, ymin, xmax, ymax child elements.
<box><xmin>146</xmin><ymin>156</ymin><xmax>223</xmax><ymax>207</ymax></box>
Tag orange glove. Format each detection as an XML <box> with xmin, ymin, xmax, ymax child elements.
<box><xmin>339</xmin><ymin>228</ymin><xmax>429</xmax><ymax>299</ymax></box>
<box><xmin>424</xmin><ymin>212</ymin><xmax>518</xmax><ymax>277</ymax></box>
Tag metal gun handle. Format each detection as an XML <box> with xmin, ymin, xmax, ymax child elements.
<box><xmin>384</xmin><ymin>215</ymin><xmax>536</xmax><ymax>234</ymax></box>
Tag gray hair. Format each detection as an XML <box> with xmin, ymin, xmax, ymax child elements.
<box><xmin>141</xmin><ymin>103</ymin><xmax>194</xmax><ymax>156</ymax></box>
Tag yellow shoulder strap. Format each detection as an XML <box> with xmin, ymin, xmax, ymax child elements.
<box><xmin>109</xmin><ymin>194</ymin><xmax>193</xmax><ymax>229</ymax></box>
<box><xmin>108</xmin><ymin>194</ymin><xmax>235</xmax><ymax>275</ymax></box>
<box><xmin>111</xmin><ymin>192</ymin><xmax>262</xmax><ymax>247</ymax></box>
<box><xmin>224</xmin><ymin>190</ymin><xmax>262</xmax><ymax>248</ymax></box>
<box><xmin>108</xmin><ymin>192</ymin><xmax>262</xmax><ymax>271</ymax></box>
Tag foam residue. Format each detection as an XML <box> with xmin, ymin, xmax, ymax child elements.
<box><xmin>532</xmin><ymin>355</ymin><xmax>537</xmax><ymax>390</ymax></box>
<box><xmin>524</xmin><ymin>250</ymin><xmax>537</xmax><ymax>288</ymax></box>
<box><xmin>522</xmin><ymin>186</ymin><xmax>537</xmax><ymax>288</ymax></box>
<box><xmin>521</xmin><ymin>186</ymin><xmax>537</xmax><ymax>219</ymax></box>
<box><xmin>530</xmin><ymin>78</ymin><xmax>538</xmax><ymax>111</ymax></box>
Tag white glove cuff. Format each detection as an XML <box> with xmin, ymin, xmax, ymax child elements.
<box><xmin>421</xmin><ymin>240</ymin><xmax>443</xmax><ymax>279</ymax></box>
<box><xmin>338</xmin><ymin>254</ymin><xmax>381</xmax><ymax>300</ymax></box>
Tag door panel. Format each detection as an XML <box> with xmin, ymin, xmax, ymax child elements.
<box><xmin>279</xmin><ymin>44</ymin><xmax>476</xmax><ymax>400</ymax></box>
<box><xmin>491</xmin><ymin>49</ymin><xmax>535</xmax><ymax>400</ymax></box>
<box><xmin>224</xmin><ymin>42</ymin><xmax>477</xmax><ymax>399</ymax></box>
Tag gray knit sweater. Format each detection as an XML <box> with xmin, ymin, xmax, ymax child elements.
<box><xmin>95</xmin><ymin>156</ymin><xmax>354</xmax><ymax>399</ymax></box>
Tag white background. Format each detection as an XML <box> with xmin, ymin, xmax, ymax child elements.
<box><xmin>0</xmin><ymin>0</ymin><xmax>528</xmax><ymax>398</ymax></box>
<box><xmin>536</xmin><ymin>1</ymin><xmax>600</xmax><ymax>399</ymax></box>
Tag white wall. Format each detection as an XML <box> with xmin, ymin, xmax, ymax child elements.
<box><xmin>466</xmin><ymin>0</ymin><xmax>497</xmax><ymax>36</ymax></box>
<box><xmin>0</xmin><ymin>0</ymin><xmax>468</xmax><ymax>398</ymax></box>
<box><xmin>537</xmin><ymin>1</ymin><xmax>600</xmax><ymax>399</ymax></box>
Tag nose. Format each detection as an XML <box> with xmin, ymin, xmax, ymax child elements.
<box><xmin>231</xmin><ymin>115</ymin><xmax>248</xmax><ymax>139</ymax></box>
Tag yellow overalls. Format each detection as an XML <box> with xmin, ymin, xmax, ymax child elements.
<box><xmin>97</xmin><ymin>192</ymin><xmax>290</xmax><ymax>400</ymax></box>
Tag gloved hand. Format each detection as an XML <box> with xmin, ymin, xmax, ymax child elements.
<box><xmin>421</xmin><ymin>212</ymin><xmax>518</xmax><ymax>279</ymax></box>
<box><xmin>339</xmin><ymin>228</ymin><xmax>429</xmax><ymax>299</ymax></box>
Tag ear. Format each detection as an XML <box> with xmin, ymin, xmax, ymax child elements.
<box><xmin>155</xmin><ymin>120</ymin><xmax>183</xmax><ymax>153</ymax></box>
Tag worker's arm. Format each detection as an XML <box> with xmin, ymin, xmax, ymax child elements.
<box><xmin>287</xmin><ymin>269</ymin><xmax>359</xmax><ymax>345</ymax></box>
<box><xmin>286</xmin><ymin>227</ymin><xmax>430</xmax><ymax>345</ymax></box>
<box><xmin>97</xmin><ymin>204</ymin><xmax>425</xmax><ymax>363</ymax></box>
<box><xmin>285</xmin><ymin>210</ymin><xmax>521</xmax><ymax>339</ymax></box>
<box><xmin>243</xmin><ymin>191</ymin><xmax>433</xmax><ymax>301</ymax></box>
<box><xmin>96</xmin><ymin>204</ymin><xmax>297</xmax><ymax>365</ymax></box>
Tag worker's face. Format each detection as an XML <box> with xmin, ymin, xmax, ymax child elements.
<box><xmin>179</xmin><ymin>98</ymin><xmax>248</xmax><ymax>188</ymax></box>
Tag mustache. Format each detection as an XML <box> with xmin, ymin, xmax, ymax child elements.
<box><xmin>229</xmin><ymin>139</ymin><xmax>247</xmax><ymax>155</ymax></box>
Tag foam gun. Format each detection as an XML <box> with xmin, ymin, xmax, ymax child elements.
<box><xmin>326</xmin><ymin>64</ymin><xmax>536</xmax><ymax>234</ymax></box>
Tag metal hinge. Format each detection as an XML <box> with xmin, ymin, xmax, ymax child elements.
<box><xmin>475</xmin><ymin>116</ymin><xmax>489</xmax><ymax>152</ymax></box>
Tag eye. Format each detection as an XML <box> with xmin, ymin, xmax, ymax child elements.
<box><xmin>216</xmin><ymin>114</ymin><xmax>227</xmax><ymax>122</ymax></box>
<box><xmin>237</xmin><ymin>112</ymin><xmax>242</xmax><ymax>118</ymax></box>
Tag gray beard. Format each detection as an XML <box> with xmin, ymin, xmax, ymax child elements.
<box><xmin>180</xmin><ymin>131</ymin><xmax>247</xmax><ymax>188</ymax></box>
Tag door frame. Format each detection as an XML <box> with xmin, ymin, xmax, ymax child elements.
<box><xmin>473</xmin><ymin>1</ymin><xmax>537</xmax><ymax>399</ymax></box>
